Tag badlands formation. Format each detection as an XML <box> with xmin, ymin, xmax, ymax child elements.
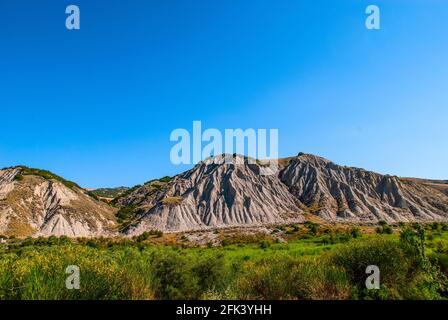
<box><xmin>1</xmin><ymin>153</ymin><xmax>448</xmax><ymax>237</ymax></box>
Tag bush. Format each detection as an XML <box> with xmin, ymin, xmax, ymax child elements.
<box><xmin>221</xmin><ymin>239</ymin><xmax>231</xmax><ymax>247</ymax></box>
<box><xmin>259</xmin><ymin>240</ymin><xmax>270</xmax><ymax>249</ymax></box>
<box><xmin>116</xmin><ymin>206</ymin><xmax>135</xmax><ymax>223</ymax></box>
<box><xmin>192</xmin><ymin>253</ymin><xmax>227</xmax><ymax>294</ymax></box>
<box><xmin>304</xmin><ymin>221</ymin><xmax>320</xmax><ymax>235</ymax></box>
<box><xmin>379</xmin><ymin>220</ymin><xmax>388</xmax><ymax>227</ymax></box>
<box><xmin>330</xmin><ymin>239</ymin><xmax>410</xmax><ymax>299</ymax></box>
<box><xmin>86</xmin><ymin>191</ymin><xmax>100</xmax><ymax>201</ymax></box>
<box><xmin>149</xmin><ymin>251</ymin><xmax>199</xmax><ymax>299</ymax></box>
<box><xmin>376</xmin><ymin>222</ymin><xmax>393</xmax><ymax>234</ymax></box>
<box><xmin>159</xmin><ymin>176</ymin><xmax>172</xmax><ymax>183</ymax></box>
<box><xmin>350</xmin><ymin>227</ymin><xmax>362</xmax><ymax>239</ymax></box>
<box><xmin>135</xmin><ymin>232</ymin><xmax>150</xmax><ymax>243</ymax></box>
<box><xmin>134</xmin><ymin>230</ymin><xmax>163</xmax><ymax>242</ymax></box>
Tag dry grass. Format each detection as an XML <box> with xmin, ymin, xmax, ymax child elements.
<box><xmin>161</xmin><ymin>196</ymin><xmax>183</xmax><ymax>206</ymax></box>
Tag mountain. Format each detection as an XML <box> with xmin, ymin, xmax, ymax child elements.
<box><xmin>279</xmin><ymin>154</ymin><xmax>448</xmax><ymax>223</ymax></box>
<box><xmin>120</xmin><ymin>153</ymin><xmax>448</xmax><ymax>234</ymax></box>
<box><xmin>0</xmin><ymin>167</ymin><xmax>117</xmax><ymax>237</ymax></box>
<box><xmin>2</xmin><ymin>153</ymin><xmax>448</xmax><ymax>237</ymax></box>
<box><xmin>123</xmin><ymin>155</ymin><xmax>302</xmax><ymax>234</ymax></box>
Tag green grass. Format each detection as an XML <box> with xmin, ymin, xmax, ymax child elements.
<box><xmin>1</xmin><ymin>225</ymin><xmax>447</xmax><ymax>300</ymax></box>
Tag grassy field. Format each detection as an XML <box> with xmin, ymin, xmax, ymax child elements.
<box><xmin>1</xmin><ymin>222</ymin><xmax>448</xmax><ymax>300</ymax></box>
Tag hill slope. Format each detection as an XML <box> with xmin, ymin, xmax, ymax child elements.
<box><xmin>279</xmin><ymin>154</ymin><xmax>448</xmax><ymax>223</ymax></box>
<box><xmin>120</xmin><ymin>153</ymin><xmax>448</xmax><ymax>234</ymax></box>
<box><xmin>401</xmin><ymin>177</ymin><xmax>448</xmax><ymax>196</ymax></box>
<box><xmin>123</xmin><ymin>155</ymin><xmax>302</xmax><ymax>234</ymax></box>
<box><xmin>2</xmin><ymin>153</ymin><xmax>448</xmax><ymax>237</ymax></box>
<box><xmin>0</xmin><ymin>167</ymin><xmax>117</xmax><ymax>237</ymax></box>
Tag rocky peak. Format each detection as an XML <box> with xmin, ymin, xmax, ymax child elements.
<box><xmin>123</xmin><ymin>154</ymin><xmax>302</xmax><ymax>234</ymax></box>
<box><xmin>280</xmin><ymin>154</ymin><xmax>448</xmax><ymax>223</ymax></box>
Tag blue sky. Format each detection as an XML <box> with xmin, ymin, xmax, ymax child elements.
<box><xmin>0</xmin><ymin>0</ymin><xmax>447</xmax><ymax>188</ymax></box>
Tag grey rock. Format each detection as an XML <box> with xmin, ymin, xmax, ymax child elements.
<box><xmin>279</xmin><ymin>153</ymin><xmax>448</xmax><ymax>223</ymax></box>
<box><xmin>124</xmin><ymin>155</ymin><xmax>302</xmax><ymax>234</ymax></box>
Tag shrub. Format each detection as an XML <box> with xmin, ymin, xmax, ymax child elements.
<box><xmin>259</xmin><ymin>240</ymin><xmax>270</xmax><ymax>249</ymax></box>
<box><xmin>154</xmin><ymin>230</ymin><xmax>163</xmax><ymax>238</ymax></box>
<box><xmin>135</xmin><ymin>232</ymin><xmax>150</xmax><ymax>243</ymax></box>
<box><xmin>221</xmin><ymin>239</ymin><xmax>231</xmax><ymax>247</ymax></box>
<box><xmin>304</xmin><ymin>221</ymin><xmax>320</xmax><ymax>235</ymax></box>
<box><xmin>192</xmin><ymin>253</ymin><xmax>227</xmax><ymax>294</ymax></box>
<box><xmin>382</xmin><ymin>225</ymin><xmax>393</xmax><ymax>234</ymax></box>
<box><xmin>149</xmin><ymin>251</ymin><xmax>199</xmax><ymax>299</ymax></box>
<box><xmin>378</xmin><ymin>220</ymin><xmax>388</xmax><ymax>226</ymax></box>
<box><xmin>116</xmin><ymin>206</ymin><xmax>135</xmax><ymax>223</ymax></box>
<box><xmin>376</xmin><ymin>222</ymin><xmax>393</xmax><ymax>234</ymax></box>
<box><xmin>350</xmin><ymin>227</ymin><xmax>362</xmax><ymax>239</ymax></box>
<box><xmin>134</xmin><ymin>230</ymin><xmax>163</xmax><ymax>242</ymax></box>
<box><xmin>86</xmin><ymin>240</ymin><xmax>99</xmax><ymax>248</ymax></box>
<box><xmin>159</xmin><ymin>176</ymin><xmax>172</xmax><ymax>183</ymax></box>
<box><xmin>330</xmin><ymin>239</ymin><xmax>410</xmax><ymax>299</ymax></box>
<box><xmin>289</xmin><ymin>260</ymin><xmax>351</xmax><ymax>299</ymax></box>
<box><xmin>86</xmin><ymin>191</ymin><xmax>100</xmax><ymax>201</ymax></box>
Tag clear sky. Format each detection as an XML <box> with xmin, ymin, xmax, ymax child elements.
<box><xmin>0</xmin><ymin>0</ymin><xmax>447</xmax><ymax>188</ymax></box>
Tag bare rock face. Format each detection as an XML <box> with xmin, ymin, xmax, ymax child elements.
<box><xmin>0</xmin><ymin>168</ymin><xmax>117</xmax><ymax>237</ymax></box>
<box><xmin>124</xmin><ymin>155</ymin><xmax>302</xmax><ymax>234</ymax></box>
<box><xmin>279</xmin><ymin>154</ymin><xmax>448</xmax><ymax>223</ymax></box>
<box><xmin>2</xmin><ymin>153</ymin><xmax>448</xmax><ymax>237</ymax></box>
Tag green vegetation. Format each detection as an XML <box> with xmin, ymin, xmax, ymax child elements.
<box><xmin>376</xmin><ymin>220</ymin><xmax>394</xmax><ymax>234</ymax></box>
<box><xmin>116</xmin><ymin>205</ymin><xmax>136</xmax><ymax>224</ymax></box>
<box><xmin>89</xmin><ymin>187</ymin><xmax>130</xmax><ymax>199</ymax></box>
<box><xmin>1</xmin><ymin>224</ymin><xmax>448</xmax><ymax>300</ymax></box>
<box><xmin>85</xmin><ymin>191</ymin><xmax>100</xmax><ymax>201</ymax></box>
<box><xmin>158</xmin><ymin>176</ymin><xmax>172</xmax><ymax>183</ymax></box>
<box><xmin>133</xmin><ymin>230</ymin><xmax>163</xmax><ymax>242</ymax></box>
<box><xmin>304</xmin><ymin>221</ymin><xmax>320</xmax><ymax>235</ymax></box>
<box><xmin>110</xmin><ymin>185</ymin><xmax>142</xmax><ymax>206</ymax></box>
<box><xmin>14</xmin><ymin>166</ymin><xmax>81</xmax><ymax>190</ymax></box>
<box><xmin>110</xmin><ymin>176</ymin><xmax>171</xmax><ymax>206</ymax></box>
